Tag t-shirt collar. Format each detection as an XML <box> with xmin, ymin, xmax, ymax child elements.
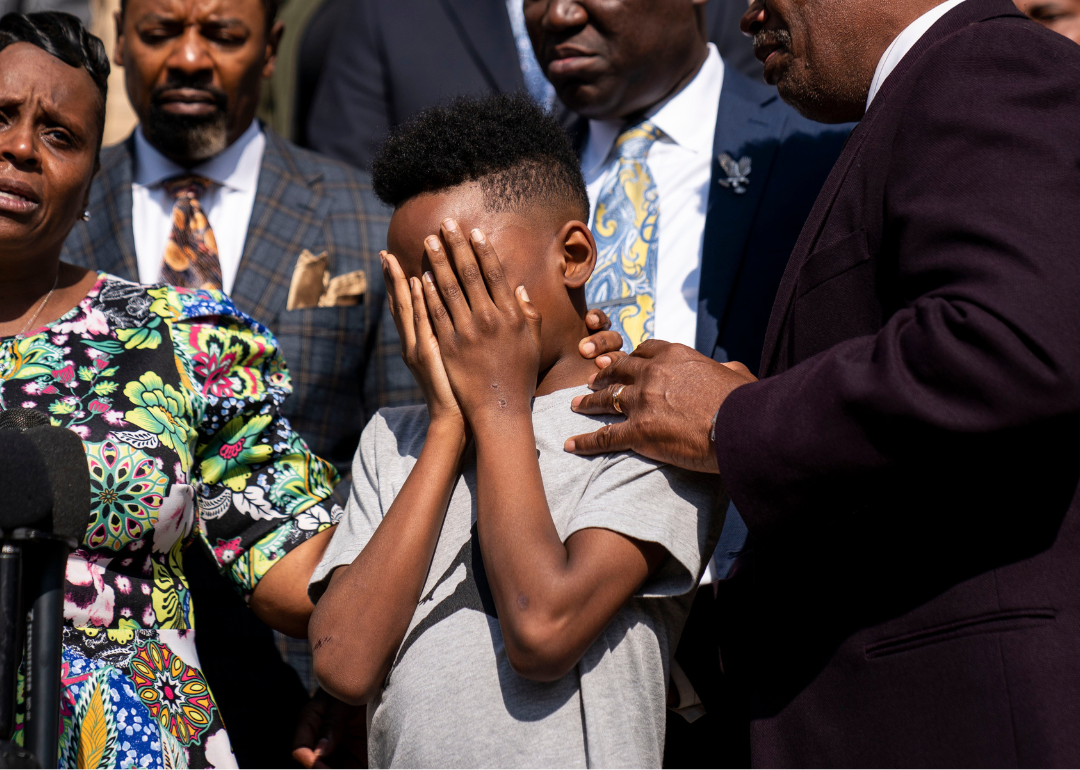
<box><xmin>133</xmin><ymin>119</ymin><xmax>264</xmax><ymax>192</ymax></box>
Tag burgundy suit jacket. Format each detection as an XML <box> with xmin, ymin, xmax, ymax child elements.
<box><xmin>714</xmin><ymin>0</ymin><xmax>1080</xmax><ymax>765</ymax></box>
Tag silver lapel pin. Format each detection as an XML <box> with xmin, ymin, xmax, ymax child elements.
<box><xmin>717</xmin><ymin>153</ymin><xmax>752</xmax><ymax>194</ymax></box>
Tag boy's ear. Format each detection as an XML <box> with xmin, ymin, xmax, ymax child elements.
<box><xmin>559</xmin><ymin>221</ymin><xmax>597</xmax><ymax>290</ymax></box>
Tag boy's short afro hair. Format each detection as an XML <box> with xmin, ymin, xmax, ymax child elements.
<box><xmin>372</xmin><ymin>93</ymin><xmax>590</xmax><ymax>220</ymax></box>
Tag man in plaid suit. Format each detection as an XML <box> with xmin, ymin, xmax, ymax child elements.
<box><xmin>62</xmin><ymin>0</ymin><xmax>417</xmax><ymax>762</ymax></box>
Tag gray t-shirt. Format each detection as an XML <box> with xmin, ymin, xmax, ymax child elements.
<box><xmin>310</xmin><ymin>385</ymin><xmax>726</xmax><ymax>768</ymax></box>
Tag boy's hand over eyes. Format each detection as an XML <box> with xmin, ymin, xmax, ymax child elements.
<box><xmin>382</xmin><ymin>249</ymin><xmax>464</xmax><ymax>431</ymax></box>
<box><xmin>419</xmin><ymin>218</ymin><xmax>543</xmax><ymax>425</ymax></box>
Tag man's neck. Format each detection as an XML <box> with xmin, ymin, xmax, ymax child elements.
<box><xmin>616</xmin><ymin>42</ymin><xmax>710</xmax><ymax>123</ymax></box>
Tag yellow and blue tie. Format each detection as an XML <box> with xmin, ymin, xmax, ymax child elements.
<box><xmin>587</xmin><ymin>120</ymin><xmax>663</xmax><ymax>351</ymax></box>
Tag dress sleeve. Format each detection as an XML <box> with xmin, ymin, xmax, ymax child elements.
<box><xmin>165</xmin><ymin>287</ymin><xmax>342</xmax><ymax>600</ymax></box>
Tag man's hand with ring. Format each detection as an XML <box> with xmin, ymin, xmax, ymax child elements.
<box><xmin>580</xmin><ymin>309</ymin><xmax>627</xmax><ymax>371</ymax></box>
<box><xmin>564</xmin><ymin>340</ymin><xmax>757</xmax><ymax>474</ymax></box>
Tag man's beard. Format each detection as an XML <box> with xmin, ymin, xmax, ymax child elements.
<box><xmin>753</xmin><ymin>27</ymin><xmax>865</xmax><ymax>124</ymax></box>
<box><xmin>143</xmin><ymin>80</ymin><xmax>230</xmax><ymax>165</ymax></box>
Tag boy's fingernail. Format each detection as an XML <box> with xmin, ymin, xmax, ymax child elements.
<box><xmin>598</xmin><ymin>355</ymin><xmax>611</xmax><ymax>367</ymax></box>
<box><xmin>519</xmin><ymin>286</ymin><xmax>530</xmax><ymax>302</ymax></box>
<box><xmin>423</xmin><ymin>271</ymin><xmax>435</xmax><ymax>284</ymax></box>
<box><xmin>571</xmin><ymin>395</ymin><xmax>583</xmax><ymax>410</ymax></box>
<box><xmin>426</xmin><ymin>236</ymin><xmax>441</xmax><ymax>251</ymax></box>
<box><xmin>315</xmin><ymin>738</ymin><xmax>329</xmax><ymax>756</ymax></box>
<box><xmin>564</xmin><ymin>439</ymin><xmax>576</xmax><ymax>452</ymax></box>
<box><xmin>587</xmin><ymin>311</ymin><xmax>598</xmax><ymax>324</ymax></box>
<box><xmin>443</xmin><ymin>218</ymin><xmax>458</xmax><ymax>232</ymax></box>
<box><xmin>471</xmin><ymin>228</ymin><xmax>485</xmax><ymax>243</ymax></box>
<box><xmin>581</xmin><ymin>341</ymin><xmax>596</xmax><ymax>356</ymax></box>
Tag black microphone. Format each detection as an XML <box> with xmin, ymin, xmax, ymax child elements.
<box><xmin>0</xmin><ymin>430</ymin><xmax>52</xmax><ymax>747</ymax></box>
<box><xmin>0</xmin><ymin>409</ymin><xmax>91</xmax><ymax>769</ymax></box>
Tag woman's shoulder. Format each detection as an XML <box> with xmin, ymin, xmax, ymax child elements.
<box><xmin>92</xmin><ymin>274</ymin><xmax>271</xmax><ymax>336</ymax></box>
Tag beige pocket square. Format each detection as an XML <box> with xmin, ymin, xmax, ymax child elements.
<box><xmin>286</xmin><ymin>249</ymin><xmax>366</xmax><ymax>310</ymax></box>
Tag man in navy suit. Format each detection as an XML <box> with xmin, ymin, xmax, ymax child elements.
<box><xmin>303</xmin><ymin>0</ymin><xmax>766</xmax><ymax>171</ymax></box>
<box><xmin>525</xmin><ymin>0</ymin><xmax>848</xmax><ymax>764</ymax></box>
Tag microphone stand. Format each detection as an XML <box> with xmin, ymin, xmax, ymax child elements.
<box><xmin>19</xmin><ymin>530</ymin><xmax>75</xmax><ymax>770</ymax></box>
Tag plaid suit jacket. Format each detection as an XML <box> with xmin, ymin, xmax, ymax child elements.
<box><xmin>62</xmin><ymin>127</ymin><xmax>421</xmax><ymax>492</ymax></box>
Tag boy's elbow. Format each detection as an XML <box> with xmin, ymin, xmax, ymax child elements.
<box><xmin>312</xmin><ymin>650</ymin><xmax>383</xmax><ymax>706</ymax></box>
<box><xmin>503</xmin><ymin>616</ymin><xmax>580</xmax><ymax>683</ymax></box>
<box><xmin>309</xmin><ymin>608</ymin><xmax>384</xmax><ymax>705</ymax></box>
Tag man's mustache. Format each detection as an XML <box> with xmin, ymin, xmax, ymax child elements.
<box><xmin>149</xmin><ymin>80</ymin><xmax>228</xmax><ymax>112</ymax></box>
<box><xmin>754</xmin><ymin>28</ymin><xmax>793</xmax><ymax>52</ymax></box>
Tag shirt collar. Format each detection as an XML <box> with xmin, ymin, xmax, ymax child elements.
<box><xmin>582</xmin><ymin>43</ymin><xmax>724</xmax><ymax>178</ymax></box>
<box><xmin>866</xmin><ymin>0</ymin><xmax>966</xmax><ymax>109</ymax></box>
<box><xmin>133</xmin><ymin>119</ymin><xmax>265</xmax><ymax>192</ymax></box>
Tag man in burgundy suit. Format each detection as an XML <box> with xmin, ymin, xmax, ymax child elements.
<box><xmin>567</xmin><ymin>0</ymin><xmax>1080</xmax><ymax>764</ymax></box>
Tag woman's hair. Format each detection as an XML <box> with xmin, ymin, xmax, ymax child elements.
<box><xmin>0</xmin><ymin>12</ymin><xmax>110</xmax><ymax>147</ymax></box>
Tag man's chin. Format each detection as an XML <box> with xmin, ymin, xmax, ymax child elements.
<box><xmin>552</xmin><ymin>82</ymin><xmax>623</xmax><ymax>121</ymax></box>
<box><xmin>144</xmin><ymin>111</ymin><xmax>228</xmax><ymax>165</ymax></box>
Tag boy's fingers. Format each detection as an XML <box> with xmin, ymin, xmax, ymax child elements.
<box><xmin>441</xmin><ymin>218</ymin><xmax>495</xmax><ymax>311</ymax></box>
<box><xmin>424</xmin><ymin>234</ymin><xmax>468</xmax><ymax>326</ymax></box>
<box><xmin>421</xmin><ymin>271</ymin><xmax>454</xmax><ymax>341</ymax></box>
<box><xmin>411</xmin><ymin>276</ymin><xmax>438</xmax><ymax>349</ymax></box>
<box><xmin>515</xmin><ymin>286</ymin><xmax>543</xmax><ymax>351</ymax></box>
<box><xmin>383</xmin><ymin>253</ymin><xmax>416</xmax><ymax>351</ymax></box>
<box><xmin>469</xmin><ymin>228</ymin><xmax>516</xmax><ymax>309</ymax></box>
<box><xmin>564</xmin><ymin>420</ymin><xmax>634</xmax><ymax>455</ymax></box>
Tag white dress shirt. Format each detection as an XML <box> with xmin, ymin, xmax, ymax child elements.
<box><xmin>582</xmin><ymin>44</ymin><xmax>724</xmax><ymax>350</ymax></box>
<box><xmin>132</xmin><ymin>120</ymin><xmax>265</xmax><ymax>295</ymax></box>
<box><xmin>866</xmin><ymin>0</ymin><xmax>967</xmax><ymax>109</ymax></box>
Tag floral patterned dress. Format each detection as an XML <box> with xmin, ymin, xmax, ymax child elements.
<box><xmin>0</xmin><ymin>273</ymin><xmax>341</xmax><ymax>769</ymax></box>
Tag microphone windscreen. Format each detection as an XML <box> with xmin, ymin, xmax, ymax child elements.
<box><xmin>23</xmin><ymin>426</ymin><xmax>91</xmax><ymax>544</ymax></box>
<box><xmin>0</xmin><ymin>408</ymin><xmax>50</xmax><ymax>433</ymax></box>
<box><xmin>0</xmin><ymin>431</ymin><xmax>53</xmax><ymax>530</ymax></box>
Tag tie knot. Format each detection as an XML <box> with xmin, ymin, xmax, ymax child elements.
<box><xmin>163</xmin><ymin>174</ymin><xmax>212</xmax><ymax>200</ymax></box>
<box><xmin>614</xmin><ymin>120</ymin><xmax>663</xmax><ymax>162</ymax></box>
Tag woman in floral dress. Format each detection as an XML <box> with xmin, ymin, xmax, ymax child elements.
<box><xmin>0</xmin><ymin>14</ymin><xmax>340</xmax><ymax>769</ymax></box>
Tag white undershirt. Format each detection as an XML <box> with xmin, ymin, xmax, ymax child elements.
<box><xmin>132</xmin><ymin>120</ymin><xmax>264</xmax><ymax>295</ymax></box>
<box><xmin>582</xmin><ymin>44</ymin><xmax>724</xmax><ymax>350</ymax></box>
<box><xmin>866</xmin><ymin>0</ymin><xmax>967</xmax><ymax>109</ymax></box>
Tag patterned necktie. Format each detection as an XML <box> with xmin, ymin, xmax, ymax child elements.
<box><xmin>160</xmin><ymin>175</ymin><xmax>222</xmax><ymax>291</ymax></box>
<box><xmin>587</xmin><ymin>120</ymin><xmax>663</xmax><ymax>351</ymax></box>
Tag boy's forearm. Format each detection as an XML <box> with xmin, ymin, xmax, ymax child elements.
<box><xmin>310</xmin><ymin>420</ymin><xmax>466</xmax><ymax>704</ymax></box>
<box><xmin>472</xmin><ymin>413</ymin><xmax>656</xmax><ymax>680</ymax></box>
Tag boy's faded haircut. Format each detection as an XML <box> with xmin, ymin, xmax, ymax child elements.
<box><xmin>371</xmin><ymin>93</ymin><xmax>590</xmax><ymax>221</ymax></box>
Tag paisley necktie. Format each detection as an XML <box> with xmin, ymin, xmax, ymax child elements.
<box><xmin>586</xmin><ymin>120</ymin><xmax>663</xmax><ymax>351</ymax></box>
<box><xmin>160</xmin><ymin>175</ymin><xmax>222</xmax><ymax>291</ymax></box>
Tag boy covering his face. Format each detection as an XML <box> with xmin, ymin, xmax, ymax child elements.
<box><xmin>306</xmin><ymin>94</ymin><xmax>725</xmax><ymax>767</ymax></box>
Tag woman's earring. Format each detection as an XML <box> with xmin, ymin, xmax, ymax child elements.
<box><xmin>81</xmin><ymin>210</ymin><xmax>91</xmax><ymax>221</ymax></box>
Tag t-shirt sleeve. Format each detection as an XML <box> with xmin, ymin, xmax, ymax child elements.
<box><xmin>308</xmin><ymin>411</ymin><xmax>386</xmax><ymax>602</ymax></box>
<box><xmin>565</xmin><ymin>454</ymin><xmax>727</xmax><ymax>598</ymax></box>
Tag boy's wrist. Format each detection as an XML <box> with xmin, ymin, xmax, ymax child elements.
<box><xmin>426</xmin><ymin>415</ymin><xmax>469</xmax><ymax>454</ymax></box>
<box><xmin>467</xmin><ymin>404</ymin><xmax>533</xmax><ymax>438</ymax></box>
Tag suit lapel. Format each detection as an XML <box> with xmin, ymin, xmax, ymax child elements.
<box><xmin>232</xmin><ymin>130</ymin><xmax>330</xmax><ymax>324</ymax></box>
<box><xmin>756</xmin><ymin>0</ymin><xmax>1023</xmax><ymax>374</ymax></box>
<box><xmin>695</xmin><ymin>68</ymin><xmax>784</xmax><ymax>360</ymax></box>
<box><xmin>62</xmin><ymin>138</ymin><xmax>138</xmax><ymax>279</ymax></box>
<box><xmin>439</xmin><ymin>0</ymin><xmax>525</xmax><ymax>93</ymax></box>
<box><xmin>757</xmin><ymin>121</ymin><xmax>867</xmax><ymax>374</ymax></box>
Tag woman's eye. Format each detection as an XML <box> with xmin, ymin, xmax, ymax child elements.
<box><xmin>44</xmin><ymin>129</ymin><xmax>73</xmax><ymax>147</ymax></box>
